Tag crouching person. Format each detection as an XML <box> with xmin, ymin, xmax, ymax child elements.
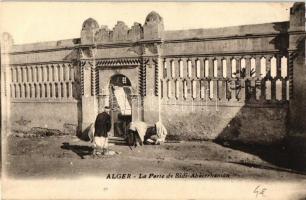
<box><xmin>127</xmin><ymin>121</ymin><xmax>148</xmax><ymax>147</ymax></box>
<box><xmin>145</xmin><ymin>121</ymin><xmax>167</xmax><ymax>145</ymax></box>
<box><xmin>93</xmin><ymin>106</ymin><xmax>111</xmax><ymax>156</ymax></box>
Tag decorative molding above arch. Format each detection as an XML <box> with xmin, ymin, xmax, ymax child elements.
<box><xmin>95</xmin><ymin>58</ymin><xmax>142</xmax><ymax>67</ymax></box>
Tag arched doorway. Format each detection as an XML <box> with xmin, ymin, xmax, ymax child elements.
<box><xmin>109</xmin><ymin>74</ymin><xmax>132</xmax><ymax>138</ymax></box>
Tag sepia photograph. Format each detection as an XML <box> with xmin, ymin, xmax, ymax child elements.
<box><xmin>0</xmin><ymin>1</ymin><xmax>306</xmax><ymax>199</ymax></box>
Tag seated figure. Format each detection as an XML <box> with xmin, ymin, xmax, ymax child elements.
<box><xmin>127</xmin><ymin>120</ymin><xmax>168</xmax><ymax>146</ymax></box>
<box><xmin>145</xmin><ymin>121</ymin><xmax>168</xmax><ymax>145</ymax></box>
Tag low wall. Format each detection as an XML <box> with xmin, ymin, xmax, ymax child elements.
<box><xmin>10</xmin><ymin>100</ymin><xmax>80</xmax><ymax>135</ymax></box>
<box><xmin>159</xmin><ymin>102</ymin><xmax>288</xmax><ymax>145</ymax></box>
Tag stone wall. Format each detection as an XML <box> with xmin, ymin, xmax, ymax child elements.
<box><xmin>1</xmin><ymin>3</ymin><xmax>304</xmax><ymax>147</ymax></box>
<box><xmin>160</xmin><ymin>104</ymin><xmax>287</xmax><ymax>145</ymax></box>
<box><xmin>4</xmin><ymin>42</ymin><xmax>81</xmax><ymax>135</ymax></box>
<box><xmin>10</xmin><ymin>101</ymin><xmax>79</xmax><ymax>134</ymax></box>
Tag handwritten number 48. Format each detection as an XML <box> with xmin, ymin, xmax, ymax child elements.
<box><xmin>253</xmin><ymin>185</ymin><xmax>267</xmax><ymax>198</ymax></box>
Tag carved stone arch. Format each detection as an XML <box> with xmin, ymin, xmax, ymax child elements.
<box><xmin>99</xmin><ymin>68</ymin><xmax>139</xmax><ymax>95</ymax></box>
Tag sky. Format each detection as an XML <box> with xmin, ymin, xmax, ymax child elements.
<box><xmin>0</xmin><ymin>2</ymin><xmax>293</xmax><ymax>44</ymax></box>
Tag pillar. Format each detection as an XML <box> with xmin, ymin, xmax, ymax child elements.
<box><xmin>48</xmin><ymin>65</ymin><xmax>53</xmax><ymax>82</ymax></box>
<box><xmin>81</xmin><ymin>59</ymin><xmax>98</xmax><ymax>132</ymax></box>
<box><xmin>46</xmin><ymin>83</ymin><xmax>50</xmax><ymax>98</ymax></box>
<box><xmin>287</xmin><ymin>2</ymin><xmax>306</xmax><ymax>170</ymax></box>
<box><xmin>289</xmin><ymin>2</ymin><xmax>306</xmax><ymax>132</ymax></box>
<box><xmin>41</xmin><ymin>84</ymin><xmax>45</xmax><ymax>98</ymax></box>
<box><xmin>208</xmin><ymin>58</ymin><xmax>214</xmax><ymax>78</ymax></box>
<box><xmin>1</xmin><ymin>32</ymin><xmax>13</xmax><ymax>135</ymax></box>
<box><xmin>255</xmin><ymin>55</ymin><xmax>261</xmax><ymax>78</ymax></box>
<box><xmin>22</xmin><ymin>67</ymin><xmax>27</xmax><ymax>82</ymax></box>
<box><xmin>37</xmin><ymin>66</ymin><xmax>42</xmax><ymax>82</ymax></box>
<box><xmin>29</xmin><ymin>84</ymin><xmax>33</xmax><ymax>98</ymax></box>
<box><xmin>68</xmin><ymin>82</ymin><xmax>73</xmax><ymax>98</ymax></box>
<box><xmin>51</xmin><ymin>83</ymin><xmax>56</xmax><ymax>98</ymax></box>
<box><xmin>143</xmin><ymin>58</ymin><xmax>159</xmax><ymax>124</ymax></box>
<box><xmin>20</xmin><ymin>84</ymin><xmax>25</xmax><ymax>98</ymax></box>
<box><xmin>17</xmin><ymin>67</ymin><xmax>22</xmax><ymax>83</ymax></box>
<box><xmin>226</xmin><ymin>57</ymin><xmax>232</xmax><ymax>78</ymax></box>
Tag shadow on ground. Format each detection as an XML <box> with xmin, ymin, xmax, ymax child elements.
<box><xmin>76</xmin><ymin>125</ymin><xmax>91</xmax><ymax>142</ymax></box>
<box><xmin>60</xmin><ymin>142</ymin><xmax>93</xmax><ymax>159</ymax></box>
<box><xmin>214</xmin><ymin>139</ymin><xmax>306</xmax><ymax>174</ymax></box>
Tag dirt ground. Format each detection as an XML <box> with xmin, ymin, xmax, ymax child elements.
<box><xmin>3</xmin><ymin>135</ymin><xmax>306</xmax><ymax>180</ymax></box>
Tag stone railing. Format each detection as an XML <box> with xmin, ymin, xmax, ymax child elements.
<box><xmin>10</xmin><ymin>63</ymin><xmax>76</xmax><ymax>100</ymax></box>
<box><xmin>160</xmin><ymin>54</ymin><xmax>290</xmax><ymax>105</ymax></box>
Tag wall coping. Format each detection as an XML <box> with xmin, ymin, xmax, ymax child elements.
<box><xmin>11</xmin><ymin>99</ymin><xmax>79</xmax><ymax>103</ymax></box>
<box><xmin>6</xmin><ymin>21</ymin><xmax>294</xmax><ymax>55</ymax></box>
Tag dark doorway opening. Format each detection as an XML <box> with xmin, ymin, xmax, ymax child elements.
<box><xmin>109</xmin><ymin>74</ymin><xmax>132</xmax><ymax>138</ymax></box>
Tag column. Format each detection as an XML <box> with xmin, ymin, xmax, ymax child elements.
<box><xmin>255</xmin><ymin>55</ymin><xmax>261</xmax><ymax>78</ymax></box>
<box><xmin>64</xmin><ymin>64</ymin><xmax>69</xmax><ymax>81</ymax></box>
<box><xmin>235</xmin><ymin>56</ymin><xmax>241</xmax><ymax>78</ymax></box>
<box><xmin>81</xmin><ymin>60</ymin><xmax>98</xmax><ymax>132</ymax></box>
<box><xmin>31</xmin><ymin>84</ymin><xmax>35</xmax><ymax>98</ymax></box>
<box><xmin>63</xmin><ymin>82</ymin><xmax>67</xmax><ymax>98</ymax></box>
<box><xmin>186</xmin><ymin>79</ymin><xmax>192</xmax><ymax>100</ymax></box>
<box><xmin>17</xmin><ymin>67</ymin><xmax>22</xmax><ymax>83</ymax></box>
<box><xmin>276</xmin><ymin>54</ymin><xmax>282</xmax><ymax>79</ymax></box>
<box><xmin>266</xmin><ymin>55</ymin><xmax>272</xmax><ymax>78</ymax></box>
<box><xmin>174</xmin><ymin>58</ymin><xmax>180</xmax><ymax>78</ymax></box>
<box><xmin>182</xmin><ymin>58</ymin><xmax>188</xmax><ymax>79</ymax></box>
<box><xmin>218</xmin><ymin>80</ymin><xmax>227</xmax><ymax>101</ymax></box>
<box><xmin>166</xmin><ymin>59</ymin><xmax>171</xmax><ymax>79</ymax></box>
<box><xmin>37</xmin><ymin>66</ymin><xmax>42</xmax><ymax>82</ymax></box>
<box><xmin>48</xmin><ymin>65</ymin><xmax>53</xmax><ymax>82</ymax></box>
<box><xmin>59</xmin><ymin>64</ymin><xmax>63</xmax><ymax>81</ymax></box>
<box><xmin>16</xmin><ymin>84</ymin><xmax>20</xmax><ymax>98</ymax></box>
<box><xmin>54</xmin><ymin>65</ymin><xmax>58</xmax><ymax>82</ymax></box>
<box><xmin>52</xmin><ymin>83</ymin><xmax>56</xmax><ymax>98</ymax></box>
<box><xmin>191</xmin><ymin>58</ymin><xmax>197</xmax><ymax>79</ymax></box>
<box><xmin>213</xmin><ymin>80</ymin><xmax>218</xmax><ymax>100</ymax></box>
<box><xmin>217</xmin><ymin>57</ymin><xmax>222</xmax><ymax>78</ymax></box>
<box><xmin>237</xmin><ymin>79</ymin><xmax>245</xmax><ymax>101</ymax></box>
<box><xmin>226</xmin><ymin>57</ymin><xmax>232</xmax><ymax>78</ymax></box>
<box><xmin>230</xmin><ymin>80</ymin><xmax>238</xmax><ymax>101</ymax></box>
<box><xmin>36</xmin><ymin>84</ymin><xmax>41</xmax><ymax>98</ymax></box>
<box><xmin>22</xmin><ymin>67</ymin><xmax>27</xmax><ymax>82</ymax></box>
<box><xmin>200</xmin><ymin>58</ymin><xmax>205</xmax><ymax>78</ymax></box>
<box><xmin>58</xmin><ymin>82</ymin><xmax>62</xmax><ymax>98</ymax></box>
<box><xmin>46</xmin><ymin>83</ymin><xmax>51</xmax><ymax>98</ymax></box>
<box><xmin>43</xmin><ymin>66</ymin><xmax>47</xmax><ymax>82</ymax></box>
<box><xmin>187</xmin><ymin>59</ymin><xmax>192</xmax><ymax>78</ymax></box>
<box><xmin>11</xmin><ymin>68</ymin><xmax>15</xmax><ymax>82</ymax></box>
<box><xmin>33</xmin><ymin>66</ymin><xmax>37</xmax><ymax>82</ymax></box>
<box><xmin>26</xmin><ymin>84</ymin><xmax>30</xmax><ymax>98</ymax></box>
<box><xmin>245</xmin><ymin>56</ymin><xmax>251</xmax><ymax>78</ymax></box>
<box><xmin>208</xmin><ymin>57</ymin><xmax>214</xmax><ymax>78</ymax></box>
<box><xmin>68</xmin><ymin>82</ymin><xmax>73</xmax><ymax>98</ymax></box>
<box><xmin>20</xmin><ymin>84</ymin><xmax>25</xmax><ymax>98</ymax></box>
<box><xmin>70</xmin><ymin>65</ymin><xmax>75</xmax><ymax>81</ymax></box>
<box><xmin>41</xmin><ymin>84</ymin><xmax>45</xmax><ymax>98</ymax></box>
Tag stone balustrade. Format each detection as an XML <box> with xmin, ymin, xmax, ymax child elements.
<box><xmin>10</xmin><ymin>63</ymin><xmax>75</xmax><ymax>99</ymax></box>
<box><xmin>160</xmin><ymin>54</ymin><xmax>290</xmax><ymax>103</ymax></box>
